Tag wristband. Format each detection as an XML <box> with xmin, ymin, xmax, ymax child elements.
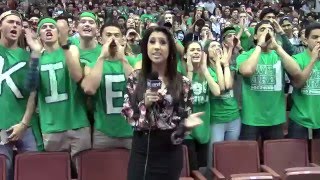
<box><xmin>21</xmin><ymin>122</ymin><xmax>30</xmax><ymax>128</ymax></box>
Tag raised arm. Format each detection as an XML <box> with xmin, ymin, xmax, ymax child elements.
<box><xmin>239</xmin><ymin>29</ymin><xmax>268</xmax><ymax>77</ymax></box>
<box><xmin>291</xmin><ymin>45</ymin><xmax>320</xmax><ymax>88</ymax></box>
<box><xmin>81</xmin><ymin>40</ymin><xmax>111</xmax><ymax>95</ymax></box>
<box><xmin>201</xmin><ymin>53</ymin><xmax>221</xmax><ymax>96</ymax></box>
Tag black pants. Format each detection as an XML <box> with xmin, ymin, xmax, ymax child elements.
<box><xmin>287</xmin><ymin>119</ymin><xmax>320</xmax><ymax>139</ymax></box>
<box><xmin>127</xmin><ymin>130</ymin><xmax>183</xmax><ymax>180</ymax></box>
<box><xmin>239</xmin><ymin>124</ymin><xmax>284</xmax><ymax>141</ymax></box>
<box><xmin>183</xmin><ymin>139</ymin><xmax>208</xmax><ymax>170</ymax></box>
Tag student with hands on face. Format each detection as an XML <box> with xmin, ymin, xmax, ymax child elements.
<box><xmin>236</xmin><ymin>20</ymin><xmax>301</xmax><ymax>141</ymax></box>
<box><xmin>184</xmin><ymin>41</ymin><xmax>220</xmax><ymax>171</ymax></box>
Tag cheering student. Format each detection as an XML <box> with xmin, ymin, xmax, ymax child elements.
<box><xmin>236</xmin><ymin>20</ymin><xmax>301</xmax><ymax>141</ymax></box>
<box><xmin>31</xmin><ymin>18</ymin><xmax>91</xmax><ymax>171</ymax></box>
<box><xmin>81</xmin><ymin>23</ymin><xmax>134</xmax><ymax>149</ymax></box>
<box><xmin>183</xmin><ymin>41</ymin><xmax>220</xmax><ymax>172</ymax></box>
<box><xmin>204</xmin><ymin>40</ymin><xmax>241</xmax><ymax>173</ymax></box>
<box><xmin>0</xmin><ymin>10</ymin><xmax>41</xmax><ymax>180</ymax></box>
<box><xmin>122</xmin><ymin>27</ymin><xmax>203</xmax><ymax>180</ymax></box>
<box><xmin>288</xmin><ymin>23</ymin><xmax>320</xmax><ymax>139</ymax></box>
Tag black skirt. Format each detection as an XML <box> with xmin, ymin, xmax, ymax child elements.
<box><xmin>127</xmin><ymin>129</ymin><xmax>183</xmax><ymax>180</ymax></box>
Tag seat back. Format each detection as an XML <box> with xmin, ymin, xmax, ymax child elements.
<box><xmin>78</xmin><ymin>149</ymin><xmax>130</xmax><ymax>180</ymax></box>
<box><xmin>311</xmin><ymin>139</ymin><xmax>320</xmax><ymax>165</ymax></box>
<box><xmin>264</xmin><ymin>139</ymin><xmax>309</xmax><ymax>177</ymax></box>
<box><xmin>14</xmin><ymin>152</ymin><xmax>71</xmax><ymax>180</ymax></box>
<box><xmin>0</xmin><ymin>155</ymin><xmax>5</xmax><ymax>180</ymax></box>
<box><xmin>180</xmin><ymin>145</ymin><xmax>190</xmax><ymax>177</ymax></box>
<box><xmin>213</xmin><ymin>141</ymin><xmax>260</xmax><ymax>177</ymax></box>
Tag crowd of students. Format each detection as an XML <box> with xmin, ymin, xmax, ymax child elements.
<box><xmin>0</xmin><ymin>0</ymin><xmax>320</xmax><ymax>179</ymax></box>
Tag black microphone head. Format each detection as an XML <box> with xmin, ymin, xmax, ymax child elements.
<box><xmin>149</xmin><ymin>72</ymin><xmax>159</xmax><ymax>80</ymax></box>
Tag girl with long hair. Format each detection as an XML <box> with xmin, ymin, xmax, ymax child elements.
<box><xmin>122</xmin><ymin>27</ymin><xmax>203</xmax><ymax>180</ymax></box>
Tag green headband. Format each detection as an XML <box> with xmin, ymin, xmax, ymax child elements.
<box><xmin>223</xmin><ymin>29</ymin><xmax>236</xmax><ymax>38</ymax></box>
<box><xmin>80</xmin><ymin>12</ymin><xmax>97</xmax><ymax>22</ymax></box>
<box><xmin>37</xmin><ymin>18</ymin><xmax>57</xmax><ymax>34</ymax></box>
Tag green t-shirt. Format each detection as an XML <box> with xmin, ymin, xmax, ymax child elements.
<box><xmin>38</xmin><ymin>48</ymin><xmax>89</xmax><ymax>133</ymax></box>
<box><xmin>78</xmin><ymin>44</ymin><xmax>102</xmax><ymax>66</ymax></box>
<box><xmin>290</xmin><ymin>50</ymin><xmax>320</xmax><ymax>129</ymax></box>
<box><xmin>187</xmin><ymin>70</ymin><xmax>214</xmax><ymax>144</ymax></box>
<box><xmin>88</xmin><ymin>60</ymin><xmax>133</xmax><ymax>138</ymax></box>
<box><xmin>126</xmin><ymin>53</ymin><xmax>142</xmax><ymax>67</ymax></box>
<box><xmin>68</xmin><ymin>36</ymin><xmax>80</xmax><ymax>46</ymax></box>
<box><xmin>235</xmin><ymin>26</ymin><xmax>255</xmax><ymax>51</ymax></box>
<box><xmin>0</xmin><ymin>45</ymin><xmax>33</xmax><ymax>129</ymax></box>
<box><xmin>210</xmin><ymin>67</ymin><xmax>240</xmax><ymax>124</ymax></box>
<box><xmin>236</xmin><ymin>48</ymin><xmax>286</xmax><ymax>126</ymax></box>
<box><xmin>140</xmin><ymin>14</ymin><xmax>155</xmax><ymax>23</ymax></box>
<box><xmin>176</xmin><ymin>40</ymin><xmax>187</xmax><ymax>76</ymax></box>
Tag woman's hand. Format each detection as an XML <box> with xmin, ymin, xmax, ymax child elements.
<box><xmin>186</xmin><ymin>54</ymin><xmax>193</xmax><ymax>72</ymax></box>
<box><xmin>144</xmin><ymin>89</ymin><xmax>159</xmax><ymax>108</ymax></box>
<box><xmin>185</xmin><ymin>112</ymin><xmax>204</xmax><ymax>129</ymax></box>
<box><xmin>200</xmin><ymin>52</ymin><xmax>208</xmax><ymax>72</ymax></box>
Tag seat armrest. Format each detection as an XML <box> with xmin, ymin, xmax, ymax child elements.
<box><xmin>191</xmin><ymin>170</ymin><xmax>206</xmax><ymax>180</ymax></box>
<box><xmin>211</xmin><ymin>168</ymin><xmax>225</xmax><ymax>180</ymax></box>
<box><xmin>230</xmin><ymin>172</ymin><xmax>273</xmax><ymax>179</ymax></box>
<box><xmin>179</xmin><ymin>177</ymin><xmax>194</xmax><ymax>180</ymax></box>
<box><xmin>261</xmin><ymin>165</ymin><xmax>281</xmax><ymax>179</ymax></box>
<box><xmin>310</xmin><ymin>163</ymin><xmax>320</xmax><ymax>167</ymax></box>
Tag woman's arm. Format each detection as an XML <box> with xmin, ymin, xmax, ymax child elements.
<box><xmin>121</xmin><ymin>71</ymin><xmax>142</xmax><ymax>126</ymax></box>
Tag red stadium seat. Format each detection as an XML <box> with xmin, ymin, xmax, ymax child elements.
<box><xmin>311</xmin><ymin>139</ymin><xmax>320</xmax><ymax>165</ymax></box>
<box><xmin>0</xmin><ymin>155</ymin><xmax>6</xmax><ymax>180</ymax></box>
<box><xmin>180</xmin><ymin>145</ymin><xmax>206</xmax><ymax>180</ymax></box>
<box><xmin>14</xmin><ymin>152</ymin><xmax>71</xmax><ymax>180</ymax></box>
<box><xmin>262</xmin><ymin>139</ymin><xmax>317</xmax><ymax>179</ymax></box>
<box><xmin>210</xmin><ymin>141</ymin><xmax>279</xmax><ymax>180</ymax></box>
<box><xmin>78</xmin><ymin>149</ymin><xmax>130</xmax><ymax>180</ymax></box>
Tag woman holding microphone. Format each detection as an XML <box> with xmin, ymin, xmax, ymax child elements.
<box><xmin>122</xmin><ymin>26</ymin><xmax>203</xmax><ymax>180</ymax></box>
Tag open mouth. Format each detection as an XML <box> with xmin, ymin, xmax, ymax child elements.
<box><xmin>46</xmin><ymin>31</ymin><xmax>53</xmax><ymax>37</ymax></box>
<box><xmin>83</xmin><ymin>28</ymin><xmax>92</xmax><ymax>33</ymax></box>
<box><xmin>10</xmin><ymin>30</ymin><xmax>17</xmax><ymax>36</ymax></box>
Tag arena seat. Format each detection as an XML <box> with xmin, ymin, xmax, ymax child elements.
<box><xmin>262</xmin><ymin>139</ymin><xmax>318</xmax><ymax>179</ymax></box>
<box><xmin>180</xmin><ymin>145</ymin><xmax>206</xmax><ymax>180</ymax></box>
<box><xmin>0</xmin><ymin>155</ymin><xmax>6</xmax><ymax>180</ymax></box>
<box><xmin>210</xmin><ymin>141</ymin><xmax>279</xmax><ymax>179</ymax></box>
<box><xmin>78</xmin><ymin>149</ymin><xmax>130</xmax><ymax>180</ymax></box>
<box><xmin>311</xmin><ymin>139</ymin><xmax>320</xmax><ymax>165</ymax></box>
<box><xmin>14</xmin><ymin>152</ymin><xmax>71</xmax><ymax>180</ymax></box>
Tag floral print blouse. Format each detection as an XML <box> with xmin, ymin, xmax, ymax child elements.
<box><xmin>121</xmin><ymin>70</ymin><xmax>193</xmax><ymax>131</ymax></box>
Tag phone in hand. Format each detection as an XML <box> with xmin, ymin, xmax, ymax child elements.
<box><xmin>0</xmin><ymin>129</ymin><xmax>11</xmax><ymax>144</ymax></box>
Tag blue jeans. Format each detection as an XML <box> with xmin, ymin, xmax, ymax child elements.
<box><xmin>207</xmin><ymin>118</ymin><xmax>241</xmax><ymax>171</ymax></box>
<box><xmin>0</xmin><ymin>128</ymin><xmax>37</xmax><ymax>180</ymax></box>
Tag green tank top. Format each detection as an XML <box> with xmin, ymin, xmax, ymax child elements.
<box><xmin>38</xmin><ymin>48</ymin><xmax>89</xmax><ymax>133</ymax></box>
<box><xmin>88</xmin><ymin>59</ymin><xmax>133</xmax><ymax>138</ymax></box>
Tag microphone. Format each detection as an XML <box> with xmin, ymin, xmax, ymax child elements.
<box><xmin>147</xmin><ymin>72</ymin><xmax>162</xmax><ymax>92</ymax></box>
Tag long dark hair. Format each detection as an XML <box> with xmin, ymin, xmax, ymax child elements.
<box><xmin>134</xmin><ymin>26</ymin><xmax>183</xmax><ymax>104</ymax></box>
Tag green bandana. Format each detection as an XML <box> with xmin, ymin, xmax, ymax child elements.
<box><xmin>37</xmin><ymin>18</ymin><xmax>57</xmax><ymax>34</ymax></box>
<box><xmin>79</xmin><ymin>12</ymin><xmax>97</xmax><ymax>22</ymax></box>
<box><xmin>223</xmin><ymin>29</ymin><xmax>236</xmax><ymax>38</ymax></box>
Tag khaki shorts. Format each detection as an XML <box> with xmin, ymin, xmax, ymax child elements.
<box><xmin>42</xmin><ymin>127</ymin><xmax>91</xmax><ymax>157</ymax></box>
<box><xmin>92</xmin><ymin>129</ymin><xmax>132</xmax><ymax>150</ymax></box>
